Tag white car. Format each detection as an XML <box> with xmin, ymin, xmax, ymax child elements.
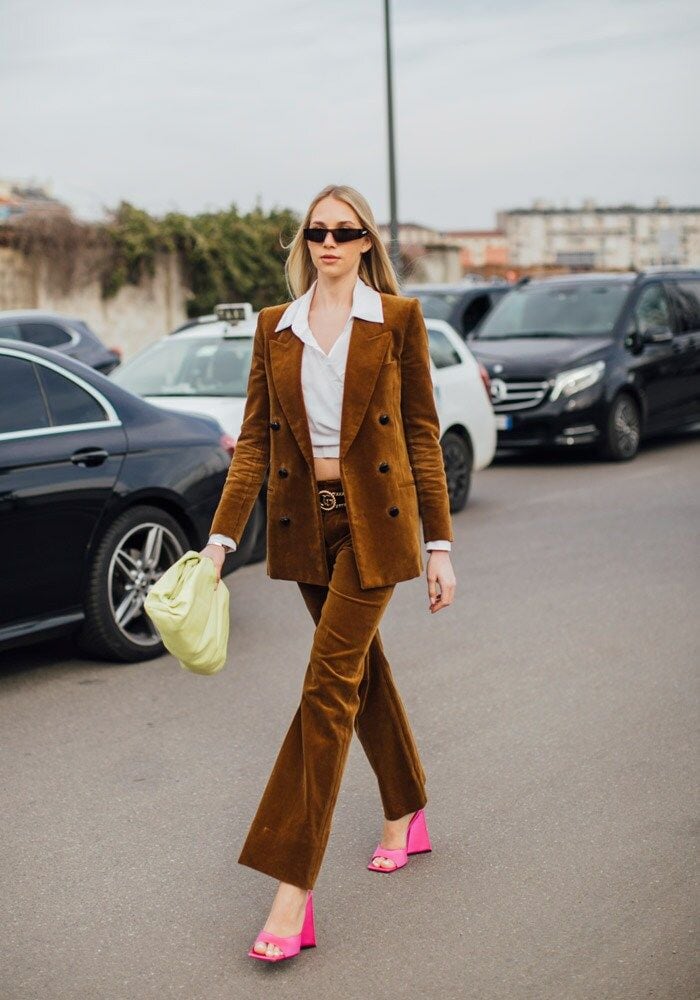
<box><xmin>111</xmin><ymin>304</ymin><xmax>496</xmax><ymax>513</ymax></box>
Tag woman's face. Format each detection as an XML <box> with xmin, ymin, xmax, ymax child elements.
<box><xmin>305</xmin><ymin>195</ymin><xmax>373</xmax><ymax>280</ymax></box>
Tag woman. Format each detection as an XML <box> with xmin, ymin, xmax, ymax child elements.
<box><xmin>200</xmin><ymin>183</ymin><xmax>456</xmax><ymax>962</ymax></box>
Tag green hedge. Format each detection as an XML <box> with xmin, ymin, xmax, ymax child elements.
<box><xmin>102</xmin><ymin>200</ymin><xmax>298</xmax><ymax>315</ymax></box>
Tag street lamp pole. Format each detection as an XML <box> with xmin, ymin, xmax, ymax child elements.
<box><xmin>383</xmin><ymin>0</ymin><xmax>401</xmax><ymax>279</ymax></box>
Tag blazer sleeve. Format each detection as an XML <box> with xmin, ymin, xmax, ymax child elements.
<box><xmin>400</xmin><ymin>297</ymin><xmax>453</xmax><ymax>544</ymax></box>
<box><xmin>208</xmin><ymin>308</ymin><xmax>271</xmax><ymax>545</ymax></box>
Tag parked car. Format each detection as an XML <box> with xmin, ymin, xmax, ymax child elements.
<box><xmin>0</xmin><ymin>309</ymin><xmax>121</xmax><ymax>373</ymax></box>
<box><xmin>0</xmin><ymin>339</ymin><xmax>260</xmax><ymax>663</ymax></box>
<box><xmin>112</xmin><ymin>303</ymin><xmax>496</xmax><ymax>516</ymax></box>
<box><xmin>467</xmin><ymin>268</ymin><xmax>700</xmax><ymax>460</ymax></box>
<box><xmin>403</xmin><ymin>280</ymin><xmax>512</xmax><ymax>339</ymax></box>
<box><xmin>424</xmin><ymin>318</ymin><xmax>496</xmax><ymax>510</ymax></box>
<box><xmin>109</xmin><ymin>303</ymin><xmax>269</xmax><ymax>562</ymax></box>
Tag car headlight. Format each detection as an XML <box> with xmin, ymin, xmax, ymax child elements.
<box><xmin>549</xmin><ymin>360</ymin><xmax>605</xmax><ymax>401</ymax></box>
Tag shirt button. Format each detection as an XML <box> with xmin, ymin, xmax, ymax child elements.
<box><xmin>278</xmin><ymin>467</ymin><xmax>289</xmax><ymax>478</ymax></box>
<box><xmin>270</xmin><ymin>420</ymin><xmax>281</xmax><ymax>430</ymax></box>
<box><xmin>280</xmin><ymin>516</ymin><xmax>291</xmax><ymax>526</ymax></box>
<box><xmin>379</xmin><ymin>413</ymin><xmax>390</xmax><ymax>424</ymax></box>
<box><xmin>388</xmin><ymin>506</ymin><xmax>399</xmax><ymax>517</ymax></box>
<box><xmin>379</xmin><ymin>461</ymin><xmax>390</xmax><ymax>473</ymax></box>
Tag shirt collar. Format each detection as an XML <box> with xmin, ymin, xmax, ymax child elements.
<box><xmin>273</xmin><ymin>275</ymin><xmax>383</xmax><ymax>333</ymax></box>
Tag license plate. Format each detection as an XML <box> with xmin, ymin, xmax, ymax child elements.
<box><xmin>495</xmin><ymin>414</ymin><xmax>513</xmax><ymax>430</ymax></box>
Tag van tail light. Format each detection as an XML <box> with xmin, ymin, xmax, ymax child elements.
<box><xmin>220</xmin><ymin>433</ymin><xmax>236</xmax><ymax>457</ymax></box>
<box><xmin>109</xmin><ymin>345</ymin><xmax>123</xmax><ymax>358</ymax></box>
<box><xmin>478</xmin><ymin>363</ymin><xmax>493</xmax><ymax>405</ymax></box>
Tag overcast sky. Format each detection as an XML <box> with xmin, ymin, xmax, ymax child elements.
<box><xmin>2</xmin><ymin>0</ymin><xmax>698</xmax><ymax>230</ymax></box>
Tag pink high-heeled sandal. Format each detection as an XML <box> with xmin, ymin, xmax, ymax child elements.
<box><xmin>248</xmin><ymin>890</ymin><xmax>316</xmax><ymax>962</ymax></box>
<box><xmin>367</xmin><ymin>808</ymin><xmax>432</xmax><ymax>873</ymax></box>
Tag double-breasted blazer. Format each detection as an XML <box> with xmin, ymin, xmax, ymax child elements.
<box><xmin>209</xmin><ymin>291</ymin><xmax>453</xmax><ymax>589</ymax></box>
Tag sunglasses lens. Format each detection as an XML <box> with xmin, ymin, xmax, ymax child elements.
<box><xmin>303</xmin><ymin>228</ymin><xmax>368</xmax><ymax>243</ymax></box>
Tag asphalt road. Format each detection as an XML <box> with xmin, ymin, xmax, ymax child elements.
<box><xmin>2</xmin><ymin>429</ymin><xmax>698</xmax><ymax>1000</ymax></box>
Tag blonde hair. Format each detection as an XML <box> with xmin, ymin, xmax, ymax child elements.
<box><xmin>281</xmin><ymin>184</ymin><xmax>401</xmax><ymax>299</ymax></box>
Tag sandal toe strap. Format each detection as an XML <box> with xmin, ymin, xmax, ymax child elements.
<box><xmin>371</xmin><ymin>845</ymin><xmax>408</xmax><ymax>862</ymax></box>
<box><xmin>254</xmin><ymin>929</ymin><xmax>300</xmax><ymax>948</ymax></box>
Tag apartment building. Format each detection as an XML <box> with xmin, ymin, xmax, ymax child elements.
<box><xmin>498</xmin><ymin>197</ymin><xmax>700</xmax><ymax>269</ymax></box>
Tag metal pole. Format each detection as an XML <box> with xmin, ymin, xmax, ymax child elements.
<box><xmin>383</xmin><ymin>0</ymin><xmax>401</xmax><ymax>279</ymax></box>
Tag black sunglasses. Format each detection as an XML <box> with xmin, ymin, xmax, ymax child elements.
<box><xmin>303</xmin><ymin>227</ymin><xmax>369</xmax><ymax>244</ymax></box>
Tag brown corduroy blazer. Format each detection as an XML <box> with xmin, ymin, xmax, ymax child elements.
<box><xmin>209</xmin><ymin>292</ymin><xmax>453</xmax><ymax>589</ymax></box>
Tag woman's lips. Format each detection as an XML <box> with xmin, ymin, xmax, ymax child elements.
<box><xmin>321</xmin><ymin>255</ymin><xmax>339</xmax><ymax>261</ymax></box>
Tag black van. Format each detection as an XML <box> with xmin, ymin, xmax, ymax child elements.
<box><xmin>467</xmin><ymin>269</ymin><xmax>700</xmax><ymax>460</ymax></box>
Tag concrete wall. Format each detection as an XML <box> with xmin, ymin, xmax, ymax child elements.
<box><xmin>0</xmin><ymin>247</ymin><xmax>189</xmax><ymax>360</ymax></box>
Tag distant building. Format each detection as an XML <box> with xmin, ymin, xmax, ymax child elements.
<box><xmin>378</xmin><ymin>221</ymin><xmax>462</xmax><ymax>282</ymax></box>
<box><xmin>498</xmin><ymin>197</ymin><xmax>700</xmax><ymax>269</ymax></box>
<box><xmin>440</xmin><ymin>228</ymin><xmax>509</xmax><ymax>270</ymax></box>
<box><xmin>0</xmin><ymin>179</ymin><xmax>71</xmax><ymax>223</ymax></box>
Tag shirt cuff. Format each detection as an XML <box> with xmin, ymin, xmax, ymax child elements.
<box><xmin>425</xmin><ymin>539</ymin><xmax>451</xmax><ymax>552</ymax></box>
<box><xmin>208</xmin><ymin>533</ymin><xmax>237</xmax><ymax>552</ymax></box>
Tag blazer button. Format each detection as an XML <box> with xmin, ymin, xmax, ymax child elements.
<box><xmin>379</xmin><ymin>413</ymin><xmax>390</xmax><ymax>424</ymax></box>
<box><xmin>278</xmin><ymin>467</ymin><xmax>289</xmax><ymax>477</ymax></box>
<box><xmin>269</xmin><ymin>420</ymin><xmax>281</xmax><ymax>430</ymax></box>
<box><xmin>379</xmin><ymin>461</ymin><xmax>390</xmax><ymax>473</ymax></box>
<box><xmin>388</xmin><ymin>506</ymin><xmax>399</xmax><ymax>517</ymax></box>
<box><xmin>280</xmin><ymin>515</ymin><xmax>291</xmax><ymax>525</ymax></box>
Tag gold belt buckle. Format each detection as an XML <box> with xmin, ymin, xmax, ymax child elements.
<box><xmin>318</xmin><ymin>489</ymin><xmax>337</xmax><ymax>510</ymax></box>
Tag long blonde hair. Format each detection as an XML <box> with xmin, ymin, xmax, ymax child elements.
<box><xmin>282</xmin><ymin>184</ymin><xmax>401</xmax><ymax>299</ymax></box>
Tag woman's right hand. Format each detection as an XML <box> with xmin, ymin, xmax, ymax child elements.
<box><xmin>200</xmin><ymin>543</ymin><xmax>227</xmax><ymax>582</ymax></box>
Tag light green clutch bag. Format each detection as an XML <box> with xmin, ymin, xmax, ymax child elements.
<box><xmin>144</xmin><ymin>551</ymin><xmax>229</xmax><ymax>675</ymax></box>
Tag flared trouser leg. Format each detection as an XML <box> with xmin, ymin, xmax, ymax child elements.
<box><xmin>237</xmin><ymin>494</ymin><xmax>428</xmax><ymax>889</ymax></box>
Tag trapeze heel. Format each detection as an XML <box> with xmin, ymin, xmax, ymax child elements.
<box><xmin>406</xmin><ymin>807</ymin><xmax>432</xmax><ymax>855</ymax></box>
<box><xmin>248</xmin><ymin>890</ymin><xmax>316</xmax><ymax>962</ymax></box>
<box><xmin>299</xmin><ymin>890</ymin><xmax>316</xmax><ymax>948</ymax></box>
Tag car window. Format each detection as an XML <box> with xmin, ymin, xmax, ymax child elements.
<box><xmin>428</xmin><ymin>329</ymin><xmax>462</xmax><ymax>368</ymax></box>
<box><xmin>410</xmin><ymin>292</ymin><xmax>461</xmax><ymax>322</ymax></box>
<box><xmin>632</xmin><ymin>285</ymin><xmax>672</xmax><ymax>335</ymax></box>
<box><xmin>0</xmin><ymin>355</ymin><xmax>50</xmax><ymax>434</ymax></box>
<box><xmin>666</xmin><ymin>280</ymin><xmax>700</xmax><ymax>333</ymax></box>
<box><xmin>36</xmin><ymin>366</ymin><xmax>108</xmax><ymax>425</ymax></box>
<box><xmin>19</xmin><ymin>322</ymin><xmax>73</xmax><ymax>348</ymax></box>
<box><xmin>477</xmin><ymin>282</ymin><xmax>632</xmax><ymax>338</ymax></box>
<box><xmin>462</xmin><ymin>294</ymin><xmax>491</xmax><ymax>335</ymax></box>
<box><xmin>111</xmin><ymin>336</ymin><xmax>254</xmax><ymax>397</ymax></box>
<box><xmin>0</xmin><ymin>323</ymin><xmax>23</xmax><ymax>341</ymax></box>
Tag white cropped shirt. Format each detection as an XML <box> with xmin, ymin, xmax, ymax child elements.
<box><xmin>209</xmin><ymin>275</ymin><xmax>451</xmax><ymax>554</ymax></box>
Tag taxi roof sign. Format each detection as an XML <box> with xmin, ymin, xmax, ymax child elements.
<box><xmin>214</xmin><ymin>302</ymin><xmax>253</xmax><ymax>324</ymax></box>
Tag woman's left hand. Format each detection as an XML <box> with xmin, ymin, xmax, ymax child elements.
<box><xmin>426</xmin><ymin>551</ymin><xmax>456</xmax><ymax>613</ymax></box>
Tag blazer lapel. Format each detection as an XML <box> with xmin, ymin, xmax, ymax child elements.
<box><xmin>339</xmin><ymin>318</ymin><xmax>391</xmax><ymax>459</ymax></box>
<box><xmin>269</xmin><ymin>317</ymin><xmax>391</xmax><ymax>469</ymax></box>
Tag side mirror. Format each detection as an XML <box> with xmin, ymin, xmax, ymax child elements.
<box><xmin>642</xmin><ymin>324</ymin><xmax>673</xmax><ymax>344</ymax></box>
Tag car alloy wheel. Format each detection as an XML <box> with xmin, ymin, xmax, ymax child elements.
<box><xmin>613</xmin><ymin>396</ymin><xmax>640</xmax><ymax>457</ymax></box>
<box><xmin>108</xmin><ymin>522</ymin><xmax>184</xmax><ymax>647</ymax></box>
<box><xmin>599</xmin><ymin>392</ymin><xmax>641</xmax><ymax>461</ymax></box>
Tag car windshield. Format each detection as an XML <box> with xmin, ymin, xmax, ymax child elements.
<box><xmin>111</xmin><ymin>336</ymin><xmax>254</xmax><ymax>396</ymax></box>
<box><xmin>475</xmin><ymin>282</ymin><xmax>631</xmax><ymax>338</ymax></box>
<box><xmin>409</xmin><ymin>291</ymin><xmax>462</xmax><ymax>321</ymax></box>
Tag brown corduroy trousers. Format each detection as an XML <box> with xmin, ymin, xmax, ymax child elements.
<box><xmin>237</xmin><ymin>479</ymin><xmax>428</xmax><ymax>889</ymax></box>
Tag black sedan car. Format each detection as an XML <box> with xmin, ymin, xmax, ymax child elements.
<box><xmin>468</xmin><ymin>269</ymin><xmax>700</xmax><ymax>460</ymax></box>
<box><xmin>0</xmin><ymin>309</ymin><xmax>121</xmax><ymax>374</ymax></box>
<box><xmin>0</xmin><ymin>340</ymin><xmax>260</xmax><ymax>662</ymax></box>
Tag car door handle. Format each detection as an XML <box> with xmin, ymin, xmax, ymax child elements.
<box><xmin>70</xmin><ymin>447</ymin><xmax>109</xmax><ymax>467</ymax></box>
